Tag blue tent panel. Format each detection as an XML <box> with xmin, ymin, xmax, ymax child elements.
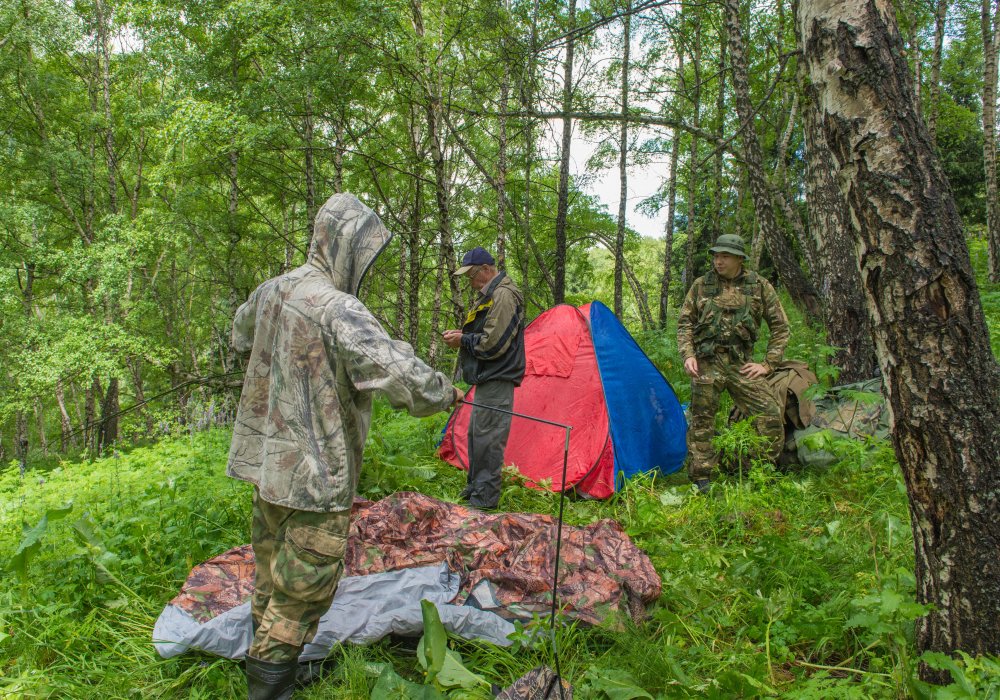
<box><xmin>588</xmin><ymin>301</ymin><xmax>687</xmax><ymax>484</ymax></box>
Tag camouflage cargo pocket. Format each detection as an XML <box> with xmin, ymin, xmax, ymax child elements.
<box><xmin>285</xmin><ymin>523</ymin><xmax>347</xmax><ymax>566</ymax></box>
<box><xmin>272</xmin><ymin>513</ymin><xmax>349</xmax><ymax>603</ymax></box>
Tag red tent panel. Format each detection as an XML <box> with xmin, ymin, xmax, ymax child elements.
<box><xmin>438</xmin><ymin>305</ymin><xmax>614</xmax><ymax>497</ymax></box>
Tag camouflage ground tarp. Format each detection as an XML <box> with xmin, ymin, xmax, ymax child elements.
<box><xmin>347</xmin><ymin>492</ymin><xmax>661</xmax><ymax>625</ymax></box>
<box><xmin>153</xmin><ymin>492</ymin><xmax>660</xmax><ymax>659</ymax></box>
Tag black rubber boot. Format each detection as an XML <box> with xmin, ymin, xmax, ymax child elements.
<box><xmin>296</xmin><ymin>657</ymin><xmax>337</xmax><ymax>687</ymax></box>
<box><xmin>245</xmin><ymin>655</ymin><xmax>298</xmax><ymax>700</ymax></box>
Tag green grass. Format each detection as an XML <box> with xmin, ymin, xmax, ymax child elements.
<box><xmin>0</xmin><ymin>411</ymin><xmax>979</xmax><ymax>699</ymax></box>
<box><xmin>3</xmin><ymin>245</ymin><xmax>1000</xmax><ymax>699</ymax></box>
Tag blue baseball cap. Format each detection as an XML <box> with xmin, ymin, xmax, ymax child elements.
<box><xmin>454</xmin><ymin>246</ymin><xmax>495</xmax><ymax>275</ymax></box>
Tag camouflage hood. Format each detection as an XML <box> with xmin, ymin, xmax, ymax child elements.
<box><xmin>308</xmin><ymin>193</ymin><xmax>393</xmax><ymax>296</ymax></box>
<box><xmin>227</xmin><ymin>193</ymin><xmax>454</xmax><ymax>512</ymax></box>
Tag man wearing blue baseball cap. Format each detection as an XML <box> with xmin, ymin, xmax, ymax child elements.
<box><xmin>443</xmin><ymin>247</ymin><xmax>526</xmax><ymax>509</ymax></box>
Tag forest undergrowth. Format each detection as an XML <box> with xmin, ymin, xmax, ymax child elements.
<box><xmin>2</xmin><ymin>241</ymin><xmax>999</xmax><ymax>699</ymax></box>
<box><xmin>4</xmin><ymin>403</ymin><xmax>998</xmax><ymax>698</ymax></box>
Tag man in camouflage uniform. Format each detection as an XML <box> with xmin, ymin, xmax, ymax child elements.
<box><xmin>228</xmin><ymin>193</ymin><xmax>463</xmax><ymax>699</ymax></box>
<box><xmin>677</xmin><ymin>233</ymin><xmax>790</xmax><ymax>492</ymax></box>
<box><xmin>443</xmin><ymin>247</ymin><xmax>525</xmax><ymax>510</ymax></box>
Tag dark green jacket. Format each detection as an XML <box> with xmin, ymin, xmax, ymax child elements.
<box><xmin>459</xmin><ymin>272</ymin><xmax>526</xmax><ymax>385</ymax></box>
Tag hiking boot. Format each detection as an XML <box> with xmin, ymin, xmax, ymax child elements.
<box><xmin>245</xmin><ymin>655</ymin><xmax>298</xmax><ymax>700</ymax></box>
<box><xmin>296</xmin><ymin>657</ymin><xmax>337</xmax><ymax>687</ymax></box>
<box><xmin>693</xmin><ymin>479</ymin><xmax>711</xmax><ymax>494</ymax></box>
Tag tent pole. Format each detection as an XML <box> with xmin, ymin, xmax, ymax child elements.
<box><xmin>458</xmin><ymin>400</ymin><xmax>571</xmax><ymax>700</ymax></box>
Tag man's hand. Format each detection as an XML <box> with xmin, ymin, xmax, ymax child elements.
<box><xmin>442</xmin><ymin>329</ymin><xmax>462</xmax><ymax>349</ymax></box>
<box><xmin>684</xmin><ymin>357</ymin><xmax>700</xmax><ymax>378</ymax></box>
<box><xmin>739</xmin><ymin>362</ymin><xmax>769</xmax><ymax>380</ymax></box>
<box><xmin>452</xmin><ymin>386</ymin><xmax>465</xmax><ymax>405</ymax></box>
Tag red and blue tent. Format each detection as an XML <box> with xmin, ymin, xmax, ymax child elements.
<box><xmin>438</xmin><ymin>301</ymin><xmax>687</xmax><ymax>498</ymax></box>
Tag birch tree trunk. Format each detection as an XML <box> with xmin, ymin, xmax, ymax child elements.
<box><xmin>519</xmin><ymin>0</ymin><xmax>542</xmax><ymax>300</ymax></box>
<box><xmin>55</xmin><ymin>380</ymin><xmax>75</xmax><ymax>452</ymax></box>
<box><xmin>724</xmin><ymin>0</ymin><xmax>821</xmax><ymax>316</ymax></box>
<box><xmin>303</xmin><ymin>89</ymin><xmax>317</xmax><ymax>240</ymax></box>
<box><xmin>799</xmin><ymin>0</ymin><xmax>1000</xmax><ymax>677</ymax></box>
<box><xmin>411</xmin><ymin>0</ymin><xmax>462</xmax><ymax>324</ymax></box>
<box><xmin>658</xmin><ymin>124</ymin><xmax>682</xmax><ymax>327</ymax></box>
<box><xmin>794</xmin><ymin>2</ymin><xmax>878</xmax><ymax>382</ymax></box>
<box><xmin>713</xmin><ymin>41</ymin><xmax>727</xmax><ymax>240</ymax></box>
<box><xmin>684</xmin><ymin>25</ymin><xmax>701</xmax><ymax>295</ymax></box>
<box><xmin>927</xmin><ymin>0</ymin><xmax>948</xmax><ymax>143</ymax></box>
<box><xmin>334</xmin><ymin>117</ymin><xmax>345</xmax><ymax>194</ymax></box>
<box><xmin>614</xmin><ymin>4</ymin><xmax>631</xmax><ymax>319</ymax></box>
<box><xmin>95</xmin><ymin>0</ymin><xmax>121</xmax><ymax>448</ymax></box>
<box><xmin>408</xmin><ymin>106</ymin><xmax>425</xmax><ymax>349</ymax></box>
<box><xmin>35</xmin><ymin>400</ymin><xmax>47</xmax><ymax>457</ymax></box>
<box><xmin>982</xmin><ymin>0</ymin><xmax>1000</xmax><ymax>281</ymax></box>
<box><xmin>553</xmin><ymin>0</ymin><xmax>577</xmax><ymax>305</ymax></box>
<box><xmin>497</xmin><ymin>3</ymin><xmax>511</xmax><ymax>269</ymax></box>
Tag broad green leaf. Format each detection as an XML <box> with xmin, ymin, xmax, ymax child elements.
<box><xmin>435</xmin><ymin>648</ymin><xmax>488</xmax><ymax>689</ymax></box>
<box><xmin>419</xmin><ymin>600</ymin><xmax>447</xmax><ymax>682</ymax></box>
<box><xmin>370</xmin><ymin>667</ymin><xmax>445</xmax><ymax>700</ymax></box>
<box><xmin>584</xmin><ymin>668</ymin><xmax>653</xmax><ymax>700</ymax></box>
<box><xmin>8</xmin><ymin>504</ymin><xmax>73</xmax><ymax>583</ymax></box>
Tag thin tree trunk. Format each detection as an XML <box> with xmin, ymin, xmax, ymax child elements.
<box><xmin>799</xmin><ymin>0</ymin><xmax>1000</xmax><ymax>678</ymax></box>
<box><xmin>497</xmin><ymin>9</ymin><xmax>511</xmax><ymax>269</ymax></box>
<box><xmin>35</xmin><ymin>400</ymin><xmax>47</xmax><ymax>457</ymax></box>
<box><xmin>443</xmin><ymin>111</ymin><xmax>556</xmax><ymax>293</ymax></box>
<box><xmin>910</xmin><ymin>25</ymin><xmax>922</xmax><ymax>117</ymax></box>
<box><xmin>659</xmin><ymin>124</ymin><xmax>682</xmax><ymax>327</ymax></box>
<box><xmin>95</xmin><ymin>0</ymin><xmax>118</xmax><ymax>216</ymax></box>
<box><xmin>749</xmin><ymin>217</ymin><xmax>764</xmax><ymax>266</ymax></box>
<box><xmin>411</xmin><ymin>0</ymin><xmax>462</xmax><ymax>324</ymax></box>
<box><xmin>982</xmin><ymin>0</ymin><xmax>1000</xmax><ymax>281</ymax></box>
<box><xmin>684</xmin><ymin>24</ymin><xmax>701</xmax><ymax>293</ymax></box>
<box><xmin>304</xmin><ymin>89</ymin><xmax>317</xmax><ymax>242</ymax></box>
<box><xmin>772</xmin><ymin>94</ymin><xmax>821</xmax><ymax>282</ymax></box>
<box><xmin>55</xmin><ymin>380</ymin><xmax>74</xmax><ymax>452</ymax></box>
<box><xmin>615</xmin><ymin>3</ymin><xmax>632</xmax><ymax>319</ymax></box>
<box><xmin>408</xmin><ymin>107</ymin><xmax>424</xmax><ymax>349</ymax></box>
<box><xmin>428</xmin><ymin>262</ymin><xmax>444</xmax><ymax>366</ymax></box>
<box><xmin>553</xmin><ymin>0</ymin><xmax>577</xmax><ymax>305</ymax></box>
<box><xmin>86</xmin><ymin>376</ymin><xmax>101</xmax><ymax>453</ymax></box>
<box><xmin>334</xmin><ymin>116</ymin><xmax>345</xmax><ymax>194</ymax></box>
<box><xmin>927</xmin><ymin>0</ymin><xmax>948</xmax><ymax>143</ymax></box>
<box><xmin>98</xmin><ymin>378</ymin><xmax>119</xmax><ymax>451</ymax></box>
<box><xmin>713</xmin><ymin>41</ymin><xmax>728</xmax><ymax>239</ymax></box>
<box><xmin>725</xmin><ymin>0</ymin><xmax>821</xmax><ymax>316</ymax></box>
<box><xmin>95</xmin><ymin>0</ymin><xmax>122</xmax><ymax>446</ymax></box>
<box><xmin>15</xmin><ymin>412</ymin><xmax>27</xmax><ymax>476</ymax></box>
<box><xmin>517</xmin><ymin>0</ymin><xmax>542</xmax><ymax>301</ymax></box>
<box><xmin>129</xmin><ymin>358</ymin><xmax>155</xmax><ymax>437</ymax></box>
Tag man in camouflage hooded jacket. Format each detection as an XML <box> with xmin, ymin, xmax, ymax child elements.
<box><xmin>677</xmin><ymin>233</ymin><xmax>790</xmax><ymax>492</ymax></box>
<box><xmin>228</xmin><ymin>193</ymin><xmax>462</xmax><ymax>698</ymax></box>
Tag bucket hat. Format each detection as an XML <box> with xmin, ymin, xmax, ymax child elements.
<box><xmin>709</xmin><ymin>233</ymin><xmax>747</xmax><ymax>258</ymax></box>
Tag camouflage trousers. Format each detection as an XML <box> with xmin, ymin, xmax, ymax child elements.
<box><xmin>249</xmin><ymin>488</ymin><xmax>350</xmax><ymax>662</ymax></box>
<box><xmin>687</xmin><ymin>356</ymin><xmax>784</xmax><ymax>481</ymax></box>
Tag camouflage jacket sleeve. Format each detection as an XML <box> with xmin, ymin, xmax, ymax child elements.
<box><xmin>760</xmin><ymin>279</ymin><xmax>790</xmax><ymax>371</ymax></box>
<box><xmin>676</xmin><ymin>280</ymin><xmax>701</xmax><ymax>360</ymax></box>
<box><xmin>461</xmin><ymin>284</ymin><xmax>521</xmax><ymax>361</ymax></box>
<box><xmin>337</xmin><ymin>297</ymin><xmax>454</xmax><ymax>417</ymax></box>
<box><xmin>231</xmin><ymin>288</ymin><xmax>261</xmax><ymax>354</ymax></box>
